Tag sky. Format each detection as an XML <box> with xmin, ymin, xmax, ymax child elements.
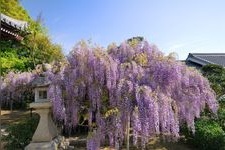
<box><xmin>21</xmin><ymin>0</ymin><xmax>225</xmax><ymax>60</ymax></box>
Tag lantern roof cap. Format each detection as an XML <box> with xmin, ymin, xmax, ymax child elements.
<box><xmin>32</xmin><ymin>76</ymin><xmax>50</xmax><ymax>87</ymax></box>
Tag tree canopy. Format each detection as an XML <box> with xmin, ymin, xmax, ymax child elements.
<box><xmin>0</xmin><ymin>0</ymin><xmax>31</xmax><ymax>21</ymax></box>
<box><xmin>46</xmin><ymin>40</ymin><xmax>217</xmax><ymax>149</ymax></box>
<box><xmin>0</xmin><ymin>39</ymin><xmax>218</xmax><ymax>149</ymax></box>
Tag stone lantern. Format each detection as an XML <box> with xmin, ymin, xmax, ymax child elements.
<box><xmin>25</xmin><ymin>76</ymin><xmax>58</xmax><ymax>150</ymax></box>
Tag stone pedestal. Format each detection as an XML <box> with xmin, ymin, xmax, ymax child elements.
<box><xmin>25</xmin><ymin>141</ymin><xmax>58</xmax><ymax>150</ymax></box>
<box><xmin>25</xmin><ymin>102</ymin><xmax>58</xmax><ymax>150</ymax></box>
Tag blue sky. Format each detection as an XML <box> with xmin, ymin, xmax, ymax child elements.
<box><xmin>21</xmin><ymin>0</ymin><xmax>225</xmax><ymax>60</ymax></box>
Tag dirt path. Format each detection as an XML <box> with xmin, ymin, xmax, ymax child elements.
<box><xmin>0</xmin><ymin>110</ymin><xmax>31</xmax><ymax>150</ymax></box>
<box><xmin>1</xmin><ymin>110</ymin><xmax>31</xmax><ymax>126</ymax></box>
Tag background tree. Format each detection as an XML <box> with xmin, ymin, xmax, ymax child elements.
<box><xmin>0</xmin><ymin>0</ymin><xmax>31</xmax><ymax>21</ymax></box>
<box><xmin>202</xmin><ymin>64</ymin><xmax>225</xmax><ymax>98</ymax></box>
<box><xmin>0</xmin><ymin>0</ymin><xmax>64</xmax><ymax>74</ymax></box>
<box><xmin>1</xmin><ymin>41</ymin><xmax>31</xmax><ymax>73</ymax></box>
<box><xmin>201</xmin><ymin>64</ymin><xmax>225</xmax><ymax>130</ymax></box>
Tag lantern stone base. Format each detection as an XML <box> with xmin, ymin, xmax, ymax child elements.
<box><xmin>25</xmin><ymin>102</ymin><xmax>58</xmax><ymax>150</ymax></box>
<box><xmin>25</xmin><ymin>141</ymin><xmax>57</xmax><ymax>150</ymax></box>
<box><xmin>25</xmin><ymin>136</ymin><xmax>72</xmax><ymax>150</ymax></box>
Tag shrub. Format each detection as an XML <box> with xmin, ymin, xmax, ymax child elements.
<box><xmin>217</xmin><ymin>107</ymin><xmax>225</xmax><ymax>131</ymax></box>
<box><xmin>191</xmin><ymin>118</ymin><xmax>225</xmax><ymax>150</ymax></box>
<box><xmin>3</xmin><ymin>114</ymin><xmax>39</xmax><ymax>150</ymax></box>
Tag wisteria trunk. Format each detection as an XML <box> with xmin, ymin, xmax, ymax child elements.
<box><xmin>126</xmin><ymin>112</ymin><xmax>130</xmax><ymax>150</ymax></box>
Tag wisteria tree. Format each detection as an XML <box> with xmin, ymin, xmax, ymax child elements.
<box><xmin>1</xmin><ymin>71</ymin><xmax>36</xmax><ymax>110</ymax></box>
<box><xmin>47</xmin><ymin>39</ymin><xmax>218</xmax><ymax>150</ymax></box>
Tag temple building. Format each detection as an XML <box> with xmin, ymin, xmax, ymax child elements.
<box><xmin>185</xmin><ymin>53</ymin><xmax>225</xmax><ymax>69</ymax></box>
<box><xmin>0</xmin><ymin>13</ymin><xmax>28</xmax><ymax>41</ymax></box>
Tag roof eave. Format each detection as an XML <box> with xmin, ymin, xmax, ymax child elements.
<box><xmin>186</xmin><ymin>54</ymin><xmax>214</xmax><ymax>66</ymax></box>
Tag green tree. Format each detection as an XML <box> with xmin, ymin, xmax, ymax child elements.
<box><xmin>24</xmin><ymin>31</ymin><xmax>64</xmax><ymax>66</ymax></box>
<box><xmin>0</xmin><ymin>0</ymin><xmax>64</xmax><ymax>74</ymax></box>
<box><xmin>202</xmin><ymin>64</ymin><xmax>225</xmax><ymax>98</ymax></box>
<box><xmin>0</xmin><ymin>0</ymin><xmax>31</xmax><ymax>21</ymax></box>
<box><xmin>0</xmin><ymin>41</ymin><xmax>33</xmax><ymax>73</ymax></box>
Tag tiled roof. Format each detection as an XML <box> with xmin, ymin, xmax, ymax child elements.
<box><xmin>186</xmin><ymin>53</ymin><xmax>225</xmax><ymax>67</ymax></box>
<box><xmin>1</xmin><ymin>13</ymin><xmax>28</xmax><ymax>30</ymax></box>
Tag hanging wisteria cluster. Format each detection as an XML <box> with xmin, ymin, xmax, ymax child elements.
<box><xmin>46</xmin><ymin>40</ymin><xmax>218</xmax><ymax>149</ymax></box>
<box><xmin>1</xmin><ymin>71</ymin><xmax>36</xmax><ymax>108</ymax></box>
<box><xmin>0</xmin><ymin>39</ymin><xmax>217</xmax><ymax>149</ymax></box>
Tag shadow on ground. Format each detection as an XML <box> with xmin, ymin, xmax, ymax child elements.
<box><xmin>1</xmin><ymin>110</ymin><xmax>31</xmax><ymax>126</ymax></box>
<box><xmin>0</xmin><ymin>110</ymin><xmax>197</xmax><ymax>150</ymax></box>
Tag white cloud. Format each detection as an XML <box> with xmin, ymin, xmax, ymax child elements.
<box><xmin>165</xmin><ymin>39</ymin><xmax>211</xmax><ymax>60</ymax></box>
